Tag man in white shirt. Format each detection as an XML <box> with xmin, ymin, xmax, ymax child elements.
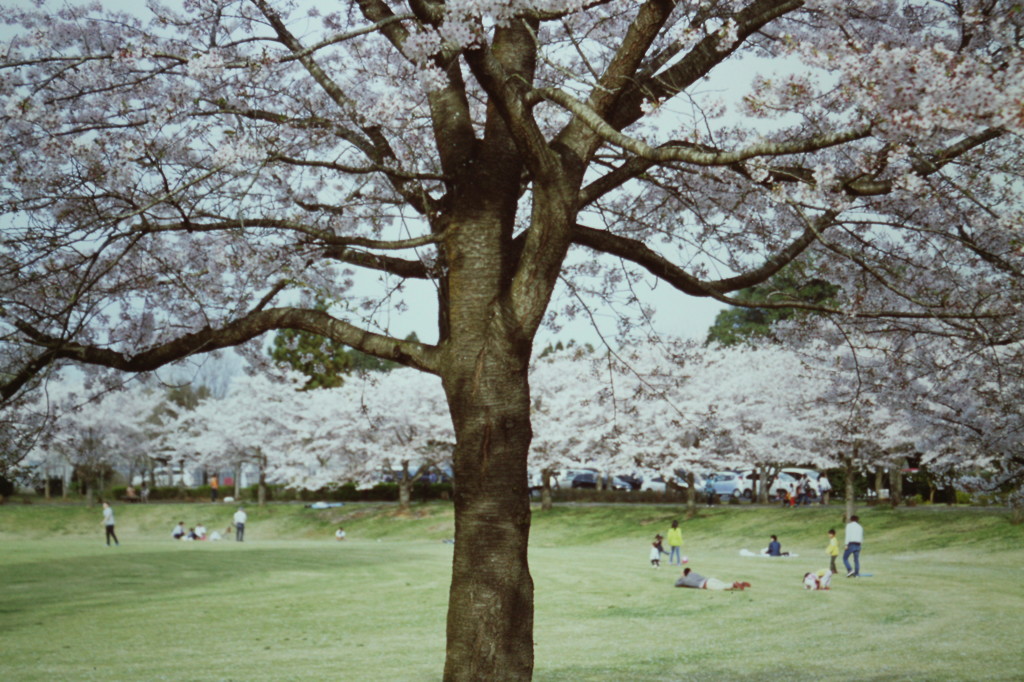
<box><xmin>233</xmin><ymin>507</ymin><xmax>247</xmax><ymax>542</ymax></box>
<box><xmin>844</xmin><ymin>515</ymin><xmax>864</xmax><ymax>577</ymax></box>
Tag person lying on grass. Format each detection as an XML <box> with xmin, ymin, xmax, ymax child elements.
<box><xmin>674</xmin><ymin>567</ymin><xmax>751</xmax><ymax>591</ymax></box>
<box><xmin>803</xmin><ymin>570</ymin><xmax>833</xmax><ymax>590</ymax></box>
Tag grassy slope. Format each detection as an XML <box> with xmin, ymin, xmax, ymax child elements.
<box><xmin>1</xmin><ymin>501</ymin><xmax>1022</xmax><ymax>681</ymax></box>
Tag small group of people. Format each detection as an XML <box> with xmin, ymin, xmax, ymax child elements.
<box><xmin>172</xmin><ymin>520</ymin><xmax>212</xmax><ymax>541</ymax></box>
<box><xmin>649</xmin><ymin>519</ymin><xmax>686</xmax><ymax>568</ymax></box>
<box><xmin>667</xmin><ymin>513</ymin><xmax>865</xmax><ymax>593</ymax></box>
<box><xmin>169</xmin><ymin>506</ymin><xmax>247</xmax><ymax>542</ymax></box>
<box><xmin>782</xmin><ymin>473</ymin><xmax>832</xmax><ymax>507</ymax></box>
<box><xmin>656</xmin><ymin>517</ymin><xmax>751</xmax><ymax>589</ymax></box>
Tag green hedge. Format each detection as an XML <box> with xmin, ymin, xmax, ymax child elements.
<box><xmin>253</xmin><ymin>482</ymin><xmax>454</xmax><ymax>503</ymax></box>
<box><xmin>106</xmin><ymin>482</ymin><xmax>453</xmax><ymax>503</ymax></box>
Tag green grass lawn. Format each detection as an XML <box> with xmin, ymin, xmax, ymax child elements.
<box><xmin>1</xmin><ymin>501</ymin><xmax>1022</xmax><ymax>681</ymax></box>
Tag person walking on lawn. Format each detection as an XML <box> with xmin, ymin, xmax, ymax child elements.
<box><xmin>102</xmin><ymin>501</ymin><xmax>119</xmax><ymax>546</ymax></box>
<box><xmin>844</xmin><ymin>515</ymin><xmax>864</xmax><ymax>577</ymax></box>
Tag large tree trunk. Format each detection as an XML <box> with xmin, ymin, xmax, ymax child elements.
<box><xmin>889</xmin><ymin>458</ymin><xmax>904</xmax><ymax>507</ymax></box>
<box><xmin>844</xmin><ymin>449</ymin><xmax>857</xmax><ymax>522</ymax></box>
<box><xmin>398</xmin><ymin>479</ymin><xmax>413</xmax><ymax>510</ymax></box>
<box><xmin>441</xmin><ymin>332</ymin><xmax>535</xmax><ymax>681</ymax></box>
<box><xmin>757</xmin><ymin>464</ymin><xmax>770</xmax><ymax>504</ymax></box>
<box><xmin>685</xmin><ymin>472</ymin><xmax>697</xmax><ymax>517</ymax></box>
<box><xmin>540</xmin><ymin>469</ymin><xmax>554</xmax><ymax>511</ymax></box>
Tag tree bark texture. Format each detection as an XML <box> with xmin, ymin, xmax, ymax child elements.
<box><xmin>258</xmin><ymin>467</ymin><xmax>267</xmax><ymax>507</ymax></box>
<box><xmin>844</xmin><ymin>451</ymin><xmax>857</xmax><ymax>522</ymax></box>
<box><xmin>541</xmin><ymin>470</ymin><xmax>554</xmax><ymax>512</ymax></box>
<box><xmin>889</xmin><ymin>459</ymin><xmax>904</xmax><ymax>508</ymax></box>
<box><xmin>399</xmin><ymin>479</ymin><xmax>413</xmax><ymax>510</ymax></box>
<box><xmin>757</xmin><ymin>465</ymin><xmax>770</xmax><ymax>505</ymax></box>
<box><xmin>441</xmin><ymin>338</ymin><xmax>535</xmax><ymax>681</ymax></box>
<box><xmin>685</xmin><ymin>472</ymin><xmax>697</xmax><ymax>515</ymax></box>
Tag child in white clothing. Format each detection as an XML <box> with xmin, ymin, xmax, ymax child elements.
<box><xmin>650</xmin><ymin>542</ymin><xmax>662</xmax><ymax>567</ymax></box>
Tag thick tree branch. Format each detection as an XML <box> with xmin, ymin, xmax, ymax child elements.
<box><xmin>532</xmin><ymin>87</ymin><xmax>873</xmax><ymax>165</ymax></box>
<box><xmin>461</xmin><ymin>21</ymin><xmax>561</xmax><ymax>178</ymax></box>
<box><xmin>5</xmin><ymin>308</ymin><xmax>440</xmax><ymax>403</ymax></box>
<box><xmin>572</xmin><ymin>213</ymin><xmax>830</xmax><ymax>297</ymax></box>
<box><xmin>845</xmin><ymin>128</ymin><xmax>1007</xmax><ymax>195</ymax></box>
<box><xmin>321</xmin><ymin>247</ymin><xmax>433</xmax><ymax>279</ymax></box>
<box><xmin>610</xmin><ymin>0</ymin><xmax>804</xmax><ymax>130</ymax></box>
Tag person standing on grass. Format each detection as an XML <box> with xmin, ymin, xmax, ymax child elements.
<box><xmin>210</xmin><ymin>474</ymin><xmax>219</xmax><ymax>502</ymax></box>
<box><xmin>844</xmin><ymin>515</ymin><xmax>864</xmax><ymax>577</ymax></box>
<box><xmin>818</xmin><ymin>474</ymin><xmax>832</xmax><ymax>505</ymax></box>
<box><xmin>233</xmin><ymin>506</ymin><xmax>247</xmax><ymax>542</ymax></box>
<box><xmin>102</xmin><ymin>501</ymin><xmax>119</xmax><ymax>546</ymax></box>
<box><xmin>826</xmin><ymin>528</ymin><xmax>840</xmax><ymax>574</ymax></box>
<box><xmin>666</xmin><ymin>520</ymin><xmax>683</xmax><ymax>566</ymax></box>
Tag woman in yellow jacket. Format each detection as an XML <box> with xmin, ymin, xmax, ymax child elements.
<box><xmin>667</xmin><ymin>520</ymin><xmax>684</xmax><ymax>565</ymax></box>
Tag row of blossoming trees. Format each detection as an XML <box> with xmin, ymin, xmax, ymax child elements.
<box><xmin>22</xmin><ymin>327</ymin><xmax>1020</xmax><ymax>519</ymax></box>
<box><xmin>2</xmin><ymin>1</ymin><xmax>1021</xmax><ymax>674</ymax></box>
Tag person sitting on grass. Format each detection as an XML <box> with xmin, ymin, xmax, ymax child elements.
<box><xmin>767</xmin><ymin>534</ymin><xmax>789</xmax><ymax>556</ymax></box>
<box><xmin>172</xmin><ymin>521</ymin><xmax>186</xmax><ymax>540</ymax></box>
<box><xmin>675</xmin><ymin>567</ymin><xmax>751</xmax><ymax>591</ymax></box>
<box><xmin>195</xmin><ymin>523</ymin><xmax>207</xmax><ymax>540</ymax></box>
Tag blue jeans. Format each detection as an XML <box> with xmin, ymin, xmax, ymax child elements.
<box><xmin>669</xmin><ymin>546</ymin><xmax>681</xmax><ymax>565</ymax></box>
<box><xmin>843</xmin><ymin>542</ymin><xmax>861</xmax><ymax>575</ymax></box>
<box><xmin>235</xmin><ymin>523</ymin><xmax>245</xmax><ymax>542</ymax></box>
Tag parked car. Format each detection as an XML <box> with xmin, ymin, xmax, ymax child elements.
<box><xmin>709</xmin><ymin>471</ymin><xmax>754</xmax><ymax>499</ymax></box>
<box><xmin>570</xmin><ymin>472</ymin><xmax>599</xmax><ymax>488</ymax></box>
<box><xmin>641</xmin><ymin>472</ymin><xmax>706</xmax><ymax>493</ymax></box>
<box><xmin>559</xmin><ymin>468</ymin><xmax>598</xmax><ymax>488</ymax></box>
<box><xmin>641</xmin><ymin>476</ymin><xmax>671</xmax><ymax>492</ymax></box>
<box><xmin>781</xmin><ymin>467</ymin><xmax>821</xmax><ymax>481</ymax></box>
<box><xmin>567</xmin><ymin>472</ymin><xmax>633</xmax><ymax>490</ymax></box>
<box><xmin>614</xmin><ymin>473</ymin><xmax>644</xmax><ymax>491</ymax></box>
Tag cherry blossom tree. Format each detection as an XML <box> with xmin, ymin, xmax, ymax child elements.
<box><xmin>2</xmin><ymin>1</ymin><xmax>1022</xmax><ymax>677</ymax></box>
<box><xmin>298</xmin><ymin>367</ymin><xmax>455</xmax><ymax>508</ymax></box>
<box><xmin>22</xmin><ymin>380</ymin><xmax>164</xmax><ymax>503</ymax></box>
<box><xmin>164</xmin><ymin>367</ymin><xmax>454</xmax><ymax>507</ymax></box>
<box><xmin>794</xmin><ymin>323</ymin><xmax>1024</xmax><ymax>514</ymax></box>
<box><xmin>163</xmin><ymin>371</ymin><xmax>311</xmax><ymax>503</ymax></box>
<box><xmin>527</xmin><ymin>347</ymin><xmax>611</xmax><ymax>507</ymax></box>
